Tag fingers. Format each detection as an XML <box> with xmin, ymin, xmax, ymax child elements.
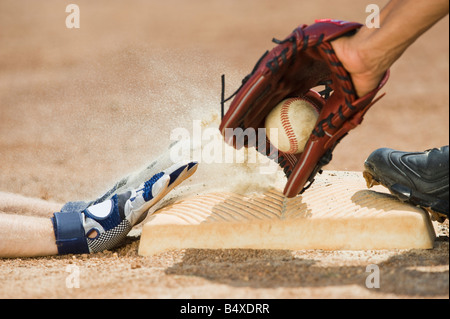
<box><xmin>129</xmin><ymin>173</ymin><xmax>170</xmax><ymax>218</ymax></box>
<box><xmin>125</xmin><ymin>161</ymin><xmax>198</xmax><ymax>226</ymax></box>
<box><xmin>163</xmin><ymin>161</ymin><xmax>198</xmax><ymax>195</ymax></box>
<box><xmin>143</xmin><ymin>173</ymin><xmax>171</xmax><ymax>204</ymax></box>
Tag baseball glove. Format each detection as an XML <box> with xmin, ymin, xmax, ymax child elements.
<box><xmin>219</xmin><ymin>19</ymin><xmax>389</xmax><ymax>197</ymax></box>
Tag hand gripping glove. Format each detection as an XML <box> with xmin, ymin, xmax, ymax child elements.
<box><xmin>219</xmin><ymin>19</ymin><xmax>389</xmax><ymax>197</ymax></box>
<box><xmin>51</xmin><ymin>161</ymin><xmax>198</xmax><ymax>254</ymax></box>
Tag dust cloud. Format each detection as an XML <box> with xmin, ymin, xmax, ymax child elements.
<box><xmin>85</xmin><ymin>48</ymin><xmax>284</xmax><ymax>206</ymax></box>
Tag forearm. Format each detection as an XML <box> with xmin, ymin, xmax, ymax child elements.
<box><xmin>0</xmin><ymin>213</ymin><xmax>58</xmax><ymax>258</ymax></box>
<box><xmin>357</xmin><ymin>0</ymin><xmax>449</xmax><ymax>71</ymax></box>
<box><xmin>0</xmin><ymin>191</ymin><xmax>63</xmax><ymax>218</ymax></box>
<box><xmin>331</xmin><ymin>0</ymin><xmax>449</xmax><ymax>97</ymax></box>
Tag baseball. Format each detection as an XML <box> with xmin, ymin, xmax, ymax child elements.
<box><xmin>265</xmin><ymin>97</ymin><xmax>319</xmax><ymax>154</ymax></box>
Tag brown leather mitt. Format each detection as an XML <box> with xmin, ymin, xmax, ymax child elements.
<box><xmin>219</xmin><ymin>19</ymin><xmax>389</xmax><ymax>197</ymax></box>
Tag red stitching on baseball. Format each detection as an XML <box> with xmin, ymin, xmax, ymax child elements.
<box><xmin>280</xmin><ymin>98</ymin><xmax>303</xmax><ymax>154</ymax></box>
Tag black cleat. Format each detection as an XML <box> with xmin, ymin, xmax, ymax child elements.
<box><xmin>363</xmin><ymin>146</ymin><xmax>449</xmax><ymax>222</ymax></box>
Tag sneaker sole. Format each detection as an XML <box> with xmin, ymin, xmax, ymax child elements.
<box><xmin>363</xmin><ymin>164</ymin><xmax>449</xmax><ymax>223</ymax></box>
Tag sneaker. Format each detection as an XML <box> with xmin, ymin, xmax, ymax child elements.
<box><xmin>363</xmin><ymin>146</ymin><xmax>449</xmax><ymax>222</ymax></box>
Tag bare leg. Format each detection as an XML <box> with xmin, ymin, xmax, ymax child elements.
<box><xmin>332</xmin><ymin>0</ymin><xmax>449</xmax><ymax>97</ymax></box>
<box><xmin>0</xmin><ymin>213</ymin><xmax>58</xmax><ymax>258</ymax></box>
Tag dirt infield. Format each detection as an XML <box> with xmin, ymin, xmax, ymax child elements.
<box><xmin>0</xmin><ymin>0</ymin><xmax>448</xmax><ymax>299</ymax></box>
